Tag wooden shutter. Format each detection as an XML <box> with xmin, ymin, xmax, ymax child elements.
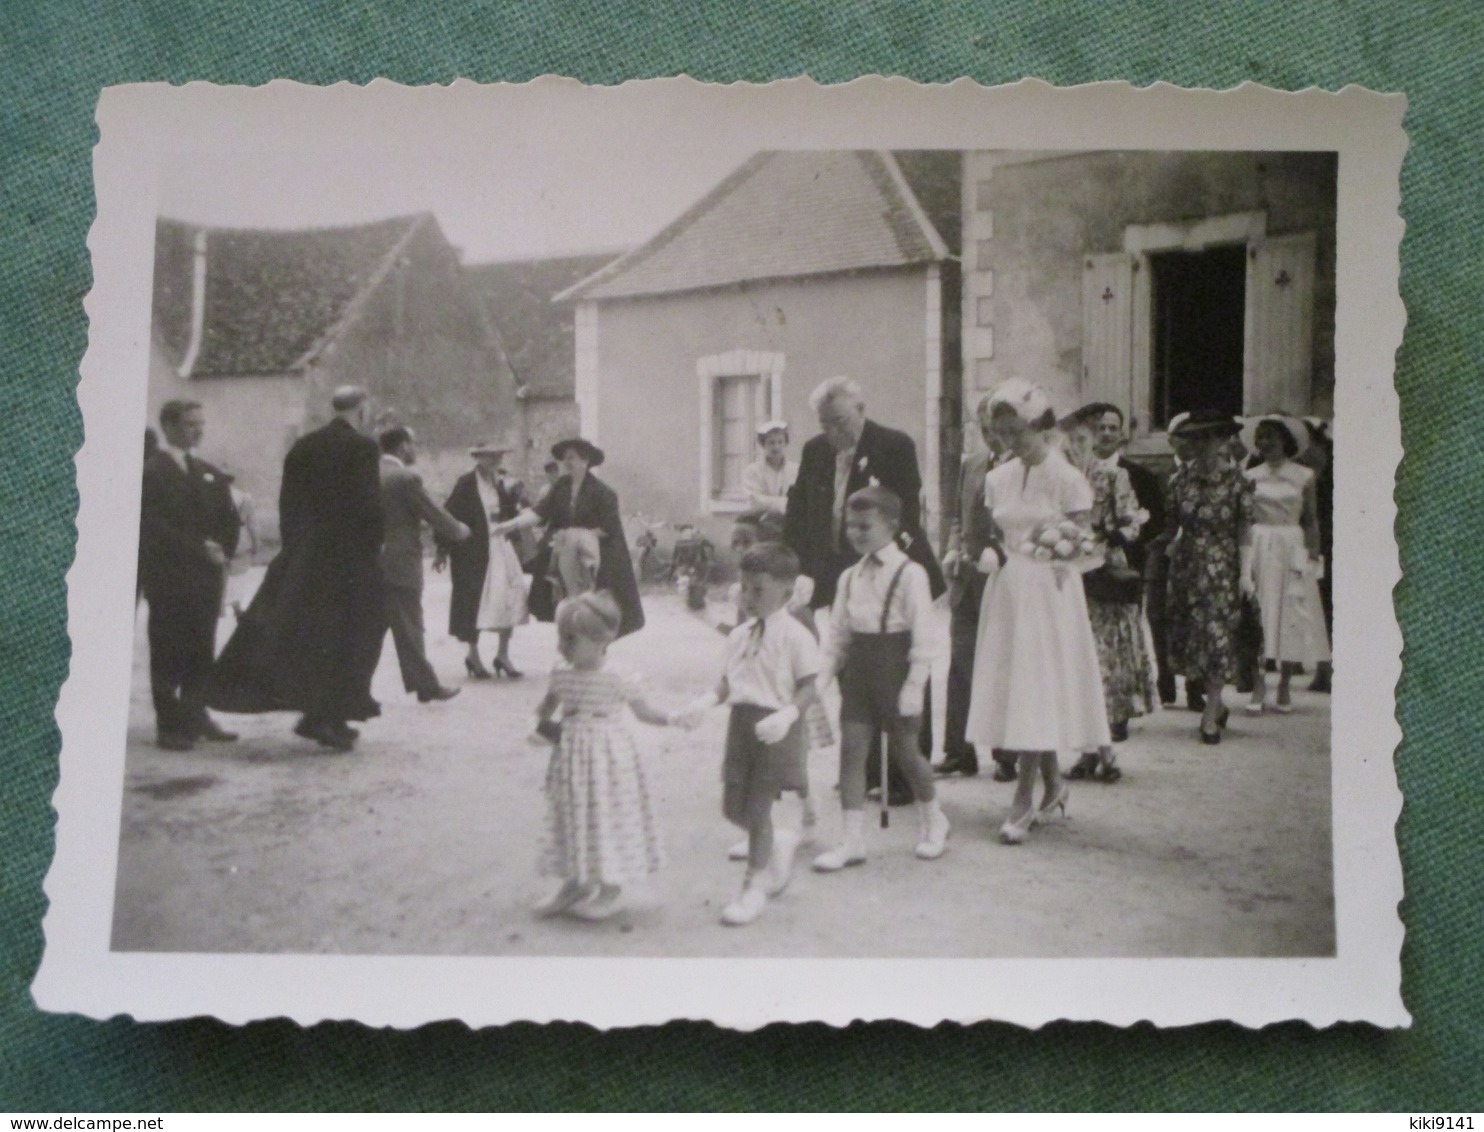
<box><xmin>1244</xmin><ymin>233</ymin><xmax>1316</xmax><ymax>414</ymax></box>
<box><xmin>1082</xmin><ymin>253</ymin><xmax>1135</xmax><ymax>413</ymax></box>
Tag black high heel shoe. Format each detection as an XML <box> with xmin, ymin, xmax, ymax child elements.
<box><xmin>1200</xmin><ymin>706</ymin><xmax>1227</xmax><ymax>745</ymax></box>
<box><xmin>494</xmin><ymin>658</ymin><xmax>524</xmax><ymax>679</ymax></box>
<box><xmin>465</xmin><ymin>657</ymin><xmax>493</xmax><ymax>680</ymax></box>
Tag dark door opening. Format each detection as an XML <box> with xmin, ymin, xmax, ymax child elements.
<box><xmin>1150</xmin><ymin>245</ymin><xmax>1246</xmax><ymax>426</ymax></box>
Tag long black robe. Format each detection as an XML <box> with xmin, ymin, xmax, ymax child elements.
<box><xmin>526</xmin><ymin>472</ymin><xmax>644</xmax><ymax>638</ymax></box>
<box><xmin>207</xmin><ymin>418</ymin><xmax>386</xmax><ymax>722</ymax></box>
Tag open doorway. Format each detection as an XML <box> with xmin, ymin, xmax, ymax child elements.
<box><xmin>1150</xmin><ymin>245</ymin><xmax>1247</xmax><ymax>425</ymax></box>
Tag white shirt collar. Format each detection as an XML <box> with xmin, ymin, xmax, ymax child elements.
<box><xmin>162</xmin><ymin>441</ymin><xmax>191</xmax><ymax>470</ymax></box>
<box><xmin>382</xmin><ymin>453</ymin><xmax>406</xmax><ymax>468</ymax></box>
<box><xmin>864</xmin><ymin>539</ymin><xmax>906</xmax><ymax>569</ymax></box>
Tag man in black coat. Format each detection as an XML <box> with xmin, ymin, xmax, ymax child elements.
<box><xmin>208</xmin><ymin>386</ymin><xmax>386</xmax><ymax>751</ymax></box>
<box><xmin>1084</xmin><ymin>402</ymin><xmax>1171</xmax><ymax>702</ymax></box>
<box><xmin>139</xmin><ymin>400</ymin><xmax>241</xmax><ymax>751</ymax></box>
<box><xmin>785</xmin><ymin>376</ymin><xmax>945</xmax><ymax>802</ymax></box>
<box><xmin>785</xmin><ymin>376</ymin><xmax>946</xmax><ymax>610</ymax></box>
<box><xmin>936</xmin><ymin>394</ymin><xmax>1019</xmax><ymax>780</ymax></box>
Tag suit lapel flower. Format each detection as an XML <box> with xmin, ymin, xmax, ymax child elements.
<box><xmin>856</xmin><ymin>455</ymin><xmax>869</xmax><ymax>473</ymax></box>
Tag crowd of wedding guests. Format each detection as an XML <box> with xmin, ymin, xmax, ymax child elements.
<box><xmin>135</xmin><ymin>374</ymin><xmax>1332</xmax><ymax>928</ymax></box>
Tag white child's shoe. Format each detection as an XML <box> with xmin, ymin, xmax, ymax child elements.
<box><xmin>720</xmin><ymin>883</ymin><xmax>768</xmax><ymax>926</ymax></box>
<box><xmin>767</xmin><ymin>830</ymin><xmax>801</xmax><ymax>896</ymax></box>
<box><xmin>533</xmin><ymin>878</ymin><xmax>591</xmax><ymax>917</ymax></box>
<box><xmin>569</xmin><ymin>884</ymin><xmax>625</xmax><ymax>920</ymax></box>
<box><xmin>727</xmin><ymin>837</ymin><xmax>749</xmax><ymax>861</ymax></box>
<box><xmin>812</xmin><ymin>811</ymin><xmax>866</xmax><ymax>872</ymax></box>
<box><xmin>914</xmin><ymin>801</ymin><xmax>950</xmax><ymax>860</ymax></box>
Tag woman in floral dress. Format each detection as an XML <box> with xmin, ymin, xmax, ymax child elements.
<box><xmin>1059</xmin><ymin>412</ymin><xmax>1156</xmax><ymax>781</ymax></box>
<box><xmin>1164</xmin><ymin>411</ymin><xmax>1255</xmax><ymax>744</ymax></box>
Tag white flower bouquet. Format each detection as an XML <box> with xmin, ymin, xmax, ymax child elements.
<box><xmin>1020</xmin><ymin>519</ymin><xmax>1099</xmax><ymax>563</ymax></box>
<box><xmin>1020</xmin><ymin>520</ymin><xmax>1102</xmax><ymax>590</ymax></box>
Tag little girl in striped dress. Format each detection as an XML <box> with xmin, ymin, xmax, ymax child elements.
<box><xmin>531</xmin><ymin>591</ymin><xmax>678</xmax><ymax>921</ymax></box>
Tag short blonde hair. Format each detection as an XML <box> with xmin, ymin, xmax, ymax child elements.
<box><xmin>555</xmin><ymin>590</ymin><xmax>622</xmax><ymax>645</ymax></box>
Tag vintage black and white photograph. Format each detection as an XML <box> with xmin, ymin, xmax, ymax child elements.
<box><xmin>37</xmin><ymin>79</ymin><xmax>1406</xmax><ymax>1029</ymax></box>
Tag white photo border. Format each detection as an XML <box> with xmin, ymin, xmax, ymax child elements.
<box><xmin>35</xmin><ymin>77</ymin><xmax>1408</xmax><ymax>1029</ymax></box>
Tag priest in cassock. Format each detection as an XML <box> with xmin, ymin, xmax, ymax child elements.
<box><xmin>208</xmin><ymin>386</ymin><xmax>386</xmax><ymax>752</ymax></box>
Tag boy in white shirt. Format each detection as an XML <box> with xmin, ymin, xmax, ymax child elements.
<box><xmin>814</xmin><ymin>485</ymin><xmax>948</xmax><ymax>871</ymax></box>
<box><xmin>676</xmin><ymin>542</ymin><xmax>822</xmax><ymax>926</ymax></box>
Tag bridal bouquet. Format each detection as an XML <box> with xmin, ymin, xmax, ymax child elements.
<box><xmin>1021</xmin><ymin>519</ymin><xmax>1099</xmax><ymax>563</ymax></box>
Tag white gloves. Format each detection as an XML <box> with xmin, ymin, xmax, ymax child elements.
<box><xmin>897</xmin><ymin>683</ymin><xmax>925</xmax><ymax>718</ymax></box>
<box><xmin>976</xmin><ymin>548</ymin><xmax>1002</xmax><ymax>576</ymax></box>
<box><xmin>668</xmin><ymin>690</ymin><xmax>720</xmax><ymax>730</ymax></box>
<box><xmin>754</xmin><ymin>704</ymin><xmax>800</xmax><ymax>745</ymax></box>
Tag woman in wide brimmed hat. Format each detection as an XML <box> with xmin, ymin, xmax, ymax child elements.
<box><xmin>739</xmin><ymin>420</ymin><xmax>798</xmax><ymax>512</ymax></box>
<box><xmin>1240</xmin><ymin>415</ymin><xmax>1330</xmax><ymax>712</ymax></box>
<box><xmin>1163</xmin><ymin>411</ymin><xmax>1256</xmax><ymax>744</ymax></box>
<box><xmin>437</xmin><ymin>440</ymin><xmax>530</xmax><ymax>678</ymax></box>
<box><xmin>491</xmin><ymin>437</ymin><xmax>645</xmax><ymax>638</ymax></box>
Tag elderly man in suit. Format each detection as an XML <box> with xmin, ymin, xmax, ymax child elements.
<box><xmin>936</xmin><ymin>393</ymin><xmax>1020</xmax><ymax>781</ymax></box>
<box><xmin>378</xmin><ymin>426</ymin><xmax>470</xmax><ymax>703</ymax></box>
<box><xmin>139</xmin><ymin>399</ymin><xmax>241</xmax><ymax>751</ymax></box>
<box><xmin>785</xmin><ymin>375</ymin><xmax>945</xmax><ymax>803</ymax></box>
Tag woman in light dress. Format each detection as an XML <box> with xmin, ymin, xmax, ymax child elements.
<box><xmin>740</xmin><ymin>421</ymin><xmax>798</xmax><ymax>511</ymax></box>
<box><xmin>1242</xmin><ymin>415</ymin><xmax>1330</xmax><ymax>713</ymax></box>
<box><xmin>965</xmin><ymin>380</ymin><xmax>1110</xmax><ymax>844</ymax></box>
<box><xmin>439</xmin><ymin>441</ymin><xmax>529</xmax><ymax>679</ymax></box>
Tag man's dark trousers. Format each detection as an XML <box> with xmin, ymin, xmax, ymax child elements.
<box><xmin>149</xmin><ymin>588</ymin><xmax>220</xmax><ymax>738</ymax></box>
<box><xmin>385</xmin><ymin>583</ymin><xmax>439</xmax><ymax>697</ymax></box>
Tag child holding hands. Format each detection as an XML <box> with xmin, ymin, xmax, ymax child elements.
<box><xmin>813</xmin><ymin>485</ymin><xmax>948</xmax><ymax>872</ymax></box>
<box><xmin>675</xmin><ymin>543</ymin><xmax>822</xmax><ymax>926</ymax></box>
<box><xmin>532</xmin><ymin>591</ymin><xmax>678</xmax><ymax>921</ymax></box>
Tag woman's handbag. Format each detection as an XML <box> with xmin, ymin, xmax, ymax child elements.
<box><xmin>1081</xmin><ymin>561</ymin><xmax>1144</xmax><ymax>605</ymax></box>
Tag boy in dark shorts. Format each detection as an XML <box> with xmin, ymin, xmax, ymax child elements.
<box><xmin>676</xmin><ymin>543</ymin><xmax>821</xmax><ymax>926</ymax></box>
<box><xmin>814</xmin><ymin>485</ymin><xmax>948</xmax><ymax>871</ymax></box>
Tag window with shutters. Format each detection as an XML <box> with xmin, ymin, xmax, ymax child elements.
<box><xmin>695</xmin><ymin>350</ymin><xmax>785</xmax><ymax>513</ymax></box>
<box><xmin>1082</xmin><ymin>212</ymin><xmax>1317</xmax><ymax>445</ymax></box>
<box><xmin>712</xmin><ymin>373</ymin><xmax>765</xmax><ymax>499</ymax></box>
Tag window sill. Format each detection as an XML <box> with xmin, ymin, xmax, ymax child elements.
<box><xmin>706</xmin><ymin>497</ymin><xmax>752</xmax><ymax>515</ymax></box>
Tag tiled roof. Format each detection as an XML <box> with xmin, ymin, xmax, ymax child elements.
<box><xmin>153</xmin><ymin>214</ymin><xmax>427</xmax><ymax>376</ymax></box>
<box><xmin>464</xmin><ymin>253</ymin><xmax>616</xmax><ymax>397</ymax></box>
<box><xmin>558</xmin><ymin>150</ymin><xmax>949</xmax><ymax>302</ymax></box>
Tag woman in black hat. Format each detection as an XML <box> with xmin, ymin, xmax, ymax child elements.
<box><xmin>1163</xmin><ymin>411</ymin><xmax>1256</xmax><ymax>744</ymax></box>
<box><xmin>491</xmin><ymin>437</ymin><xmax>645</xmax><ymax>638</ymax></box>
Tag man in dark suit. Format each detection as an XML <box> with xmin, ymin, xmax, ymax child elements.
<box><xmin>139</xmin><ymin>400</ymin><xmax>241</xmax><ymax>751</ymax></box>
<box><xmin>208</xmin><ymin>386</ymin><xmax>387</xmax><ymax>752</ymax></box>
<box><xmin>785</xmin><ymin>376</ymin><xmax>945</xmax><ymax>803</ymax></box>
<box><xmin>1084</xmin><ymin>402</ymin><xmax>1171</xmax><ymax>702</ymax></box>
<box><xmin>936</xmin><ymin>394</ymin><xmax>1018</xmax><ymax>780</ymax></box>
<box><xmin>378</xmin><ymin>426</ymin><xmax>469</xmax><ymax>703</ymax></box>
<box><xmin>785</xmin><ymin>376</ymin><xmax>946</xmax><ymax>610</ymax></box>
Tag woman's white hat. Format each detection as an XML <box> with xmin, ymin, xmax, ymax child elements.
<box><xmin>1239</xmin><ymin>413</ymin><xmax>1309</xmax><ymax>459</ymax></box>
<box><xmin>986</xmin><ymin>378</ymin><xmax>1053</xmax><ymax>425</ymax></box>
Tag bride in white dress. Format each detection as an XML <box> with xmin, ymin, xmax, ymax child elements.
<box><xmin>965</xmin><ymin>379</ymin><xmax>1111</xmax><ymax>844</ymax></box>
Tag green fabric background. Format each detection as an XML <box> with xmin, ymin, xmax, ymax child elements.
<box><xmin>2</xmin><ymin>0</ymin><xmax>1479</xmax><ymax>1112</ymax></box>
